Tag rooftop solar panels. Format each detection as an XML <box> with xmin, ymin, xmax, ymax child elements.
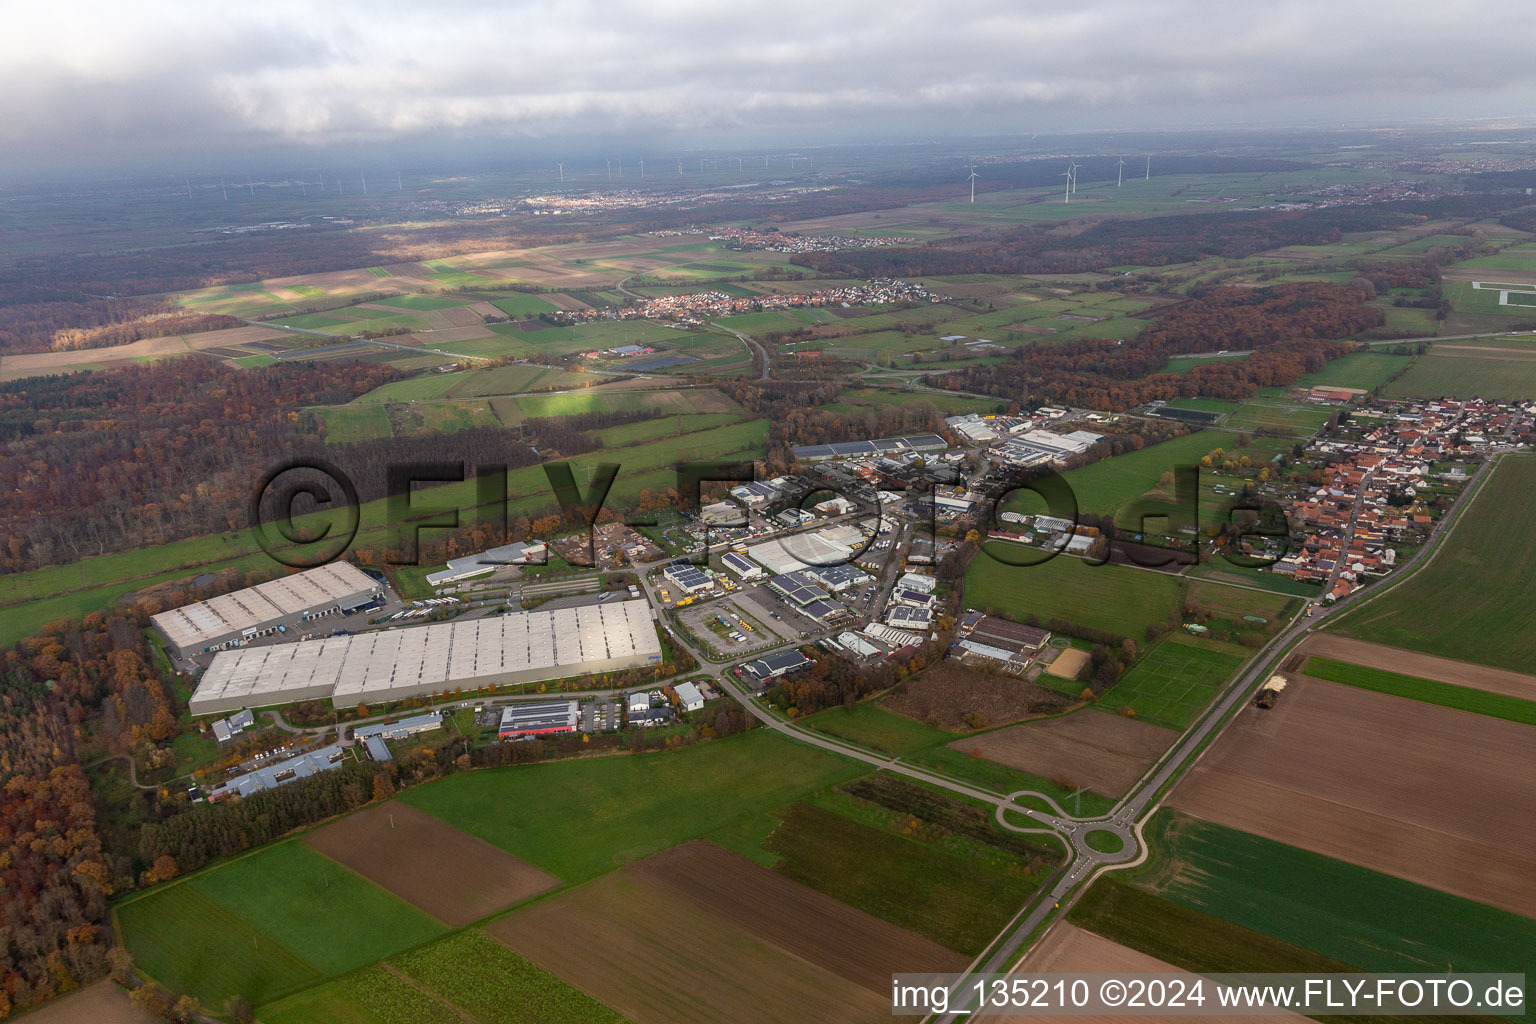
<box><xmin>791</xmin><ymin>434</ymin><xmax>947</xmax><ymax>460</ymax></box>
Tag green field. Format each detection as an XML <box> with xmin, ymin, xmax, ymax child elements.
<box><xmin>801</xmin><ymin>702</ymin><xmax>954</xmax><ymax>755</ymax></box>
<box><xmin>399</xmin><ymin>730</ymin><xmax>865</xmax><ymax>883</ymax></box>
<box><xmin>1043</xmin><ymin>430</ymin><xmax>1230</xmax><ymax>520</ymax></box>
<box><xmin>964</xmin><ymin>552</ymin><xmax>1183</xmax><ymax>640</ymax></box>
<box><xmin>372</xmin><ymin>294</ymin><xmax>467</xmax><ymax>311</ymax></box>
<box><xmin>261</xmin><ymin>963</ymin><xmax>460</xmax><ymax>1024</ymax></box>
<box><xmin>762</xmin><ymin>802</ymin><xmax>1039</xmax><ymax>955</ymax></box>
<box><xmin>490</xmin><ymin>294</ymin><xmax>560</xmax><ymax>317</ymax></box>
<box><xmin>1385</xmin><ymin>345</ymin><xmax>1536</xmax><ymax>401</ymax></box>
<box><xmin>1329</xmin><ymin>457</ymin><xmax>1536</xmax><ymax>671</ymax></box>
<box><xmin>1288</xmin><ymin>350</ymin><xmax>1414</xmax><ymax>392</ymax></box>
<box><xmin>1139</xmin><ymin>812</ymin><xmax>1536</xmax><ymax>980</ymax></box>
<box><xmin>116</xmin><ymin>841</ymin><xmax>446</xmax><ymax>1007</ymax></box>
<box><xmin>1222</xmin><ymin>398</ymin><xmax>1334</xmax><ymax>434</ymax></box>
<box><xmin>391</xmin><ymin>931</ymin><xmax>621</xmax><ymax>1024</ymax></box>
<box><xmin>1097</xmin><ymin>640</ymin><xmax>1245</xmax><ymax>728</ymax></box>
<box><xmin>1303</xmin><ymin>657</ymin><xmax>1536</xmax><ymax>726</ymax></box>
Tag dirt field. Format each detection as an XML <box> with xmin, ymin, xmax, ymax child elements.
<box><xmin>13</xmin><ymin>981</ymin><xmax>157</xmax><ymax>1024</ymax></box>
<box><xmin>952</xmin><ymin>710</ymin><xmax>1176</xmax><ymax>797</ymax></box>
<box><xmin>1302</xmin><ymin>634</ymin><xmax>1536</xmax><ymax>699</ymax></box>
<box><xmin>489</xmin><ymin>850</ymin><xmax>892</xmax><ymax>1024</ymax></box>
<box><xmin>886</xmin><ymin>663</ymin><xmax>1075</xmax><ymax>730</ymax></box>
<box><xmin>0</xmin><ymin>324</ymin><xmax>290</xmax><ymax>380</ymax></box>
<box><xmin>1169</xmin><ymin>675</ymin><xmax>1536</xmax><ymax>917</ymax></box>
<box><xmin>439</xmin><ymin>306</ymin><xmax>486</xmax><ymax>328</ymax></box>
<box><xmin>304</xmin><ymin>803</ymin><xmax>558</xmax><ymax>926</ymax></box>
<box><xmin>631</xmin><ymin>842</ymin><xmax>965</xmax><ymax>990</ymax></box>
<box><xmin>996</xmin><ymin>923</ymin><xmax>1295</xmax><ymax>1023</ymax></box>
<box><xmin>403</xmin><ymin>325</ymin><xmax>495</xmax><ymax>345</ymax></box>
<box><xmin>1043</xmin><ymin>647</ymin><xmax>1091</xmax><ymax>681</ymax></box>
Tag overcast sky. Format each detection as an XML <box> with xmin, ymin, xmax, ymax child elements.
<box><xmin>4</xmin><ymin>0</ymin><xmax>1534</xmax><ymax>172</ymax></box>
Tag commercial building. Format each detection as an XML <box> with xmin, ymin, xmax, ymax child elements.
<box><xmin>664</xmin><ymin>563</ymin><xmax>714</xmax><ymax>594</ymax></box>
<box><xmin>742</xmin><ymin>649</ymin><xmax>811</xmax><ymax>687</ymax></box>
<box><xmin>884</xmin><ymin>605</ymin><xmax>933</xmax><ymax>630</ymax></box>
<box><xmin>209</xmin><ymin>743</ymin><xmax>348</xmax><ymax>801</ymax></box>
<box><xmin>354</xmin><ymin>712</ymin><xmax>442</xmax><ymax>746</ymax></box>
<box><xmin>699</xmin><ymin>501</ymin><xmax>746</xmax><ymax>526</ymax></box>
<box><xmin>498</xmin><ymin>701</ymin><xmax>579</xmax><ymax>739</ymax></box>
<box><xmin>425</xmin><ymin>541</ymin><xmax>548</xmax><ymax>588</ymax></box>
<box><xmin>805</xmin><ymin>565</ymin><xmax>871</xmax><ymax>593</ymax></box>
<box><xmin>673</xmin><ymin>681</ymin><xmax>705</xmax><ymax>712</ymax></box>
<box><xmin>791</xmin><ymin>434</ymin><xmax>947</xmax><ymax>461</ymax></box>
<box><xmin>188</xmin><ymin>600</ymin><xmax>661</xmax><ymax>716</ymax></box>
<box><xmin>720</xmin><ymin>551</ymin><xmax>764</xmax><ymax>580</ymax></box>
<box><xmin>627</xmin><ymin>691</ymin><xmax>652</xmax><ymax>714</ymax></box>
<box><xmin>152</xmin><ymin>562</ymin><xmax>383</xmax><ymax>659</ymax></box>
<box><xmin>957</xmin><ymin>613</ymin><xmax>1052</xmax><ymax>668</ymax></box>
<box><xmin>747</xmin><ymin>522</ymin><xmax>868</xmax><ymax>575</ymax></box>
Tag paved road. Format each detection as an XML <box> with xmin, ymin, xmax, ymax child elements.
<box><xmin>930</xmin><ymin>452</ymin><xmax>1506</xmax><ymax>1019</ymax></box>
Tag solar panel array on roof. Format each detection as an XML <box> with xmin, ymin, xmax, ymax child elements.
<box><xmin>791</xmin><ymin>434</ymin><xmax>947</xmax><ymax>460</ymax></box>
<box><xmin>189</xmin><ymin>600</ymin><xmax>660</xmax><ymax>716</ymax></box>
<box><xmin>766</xmin><ymin>572</ymin><xmax>822</xmax><ymax>607</ymax></box>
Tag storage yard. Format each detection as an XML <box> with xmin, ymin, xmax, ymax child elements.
<box><xmin>187</xmin><ymin>599</ymin><xmax>660</xmax><ymax>715</ymax></box>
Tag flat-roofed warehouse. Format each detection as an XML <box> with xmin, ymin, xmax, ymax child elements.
<box><xmin>188</xmin><ymin>599</ymin><xmax>661</xmax><ymax>716</ymax></box>
<box><xmin>151</xmin><ymin>562</ymin><xmax>382</xmax><ymax>658</ymax></box>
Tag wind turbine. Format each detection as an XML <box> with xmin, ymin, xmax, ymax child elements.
<box><xmin>360</xmin><ymin>172</ymin><xmax>367</xmax><ymax>196</ymax></box>
<box><xmin>396</xmin><ymin>170</ymin><xmax>403</xmax><ymax>190</ymax></box>
<box><xmin>617</xmin><ymin>157</ymin><xmax>623</xmax><ymax>177</ymax></box>
<box><xmin>966</xmin><ymin>165</ymin><xmax>978</xmax><ymax>204</ymax></box>
<box><xmin>1060</xmin><ymin>170</ymin><xmax>1071</xmax><ymax>204</ymax></box>
<box><xmin>184</xmin><ymin>177</ymin><xmax>192</xmax><ymax>201</ymax></box>
<box><xmin>1116</xmin><ymin>157</ymin><xmax>1127</xmax><ymax>187</ymax></box>
<box><xmin>1068</xmin><ymin>160</ymin><xmax>1079</xmax><ymax>195</ymax></box>
<box><xmin>247</xmin><ymin>177</ymin><xmax>254</xmax><ymax>197</ymax></box>
<box><xmin>300</xmin><ymin>179</ymin><xmax>307</xmax><ymax>198</ymax></box>
<box><xmin>1145</xmin><ymin>155</ymin><xmax>1150</xmax><ymax>181</ymax></box>
<box><xmin>638</xmin><ymin>159</ymin><xmax>644</xmax><ymax>179</ymax></box>
<box><xmin>220</xmin><ymin>179</ymin><xmax>228</xmax><ymax>201</ymax></box>
<box><xmin>556</xmin><ymin>161</ymin><xmax>564</xmax><ymax>182</ymax></box>
<box><xmin>677</xmin><ymin>157</ymin><xmax>684</xmax><ymax>175</ymax></box>
<box><xmin>605</xmin><ymin>159</ymin><xmax>612</xmax><ymax>180</ymax></box>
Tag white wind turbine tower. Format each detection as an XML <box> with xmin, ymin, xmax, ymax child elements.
<box><xmin>361</xmin><ymin>172</ymin><xmax>367</xmax><ymax>196</ymax></box>
<box><xmin>1060</xmin><ymin>169</ymin><xmax>1071</xmax><ymax>204</ymax></box>
<box><xmin>677</xmin><ymin>157</ymin><xmax>684</xmax><ymax>175</ymax></box>
<box><xmin>396</xmin><ymin>170</ymin><xmax>403</xmax><ymax>190</ymax></box>
<box><xmin>638</xmin><ymin>159</ymin><xmax>644</xmax><ymax>179</ymax></box>
<box><xmin>220</xmin><ymin>180</ymin><xmax>228</xmax><ymax>201</ymax></box>
<box><xmin>605</xmin><ymin>159</ymin><xmax>612</xmax><ymax>180</ymax></box>
<box><xmin>556</xmin><ymin>162</ymin><xmax>564</xmax><ymax>182</ymax></box>
<box><xmin>617</xmin><ymin>157</ymin><xmax>623</xmax><ymax>177</ymax></box>
<box><xmin>247</xmin><ymin>178</ymin><xmax>254</xmax><ymax>197</ymax></box>
<box><xmin>1145</xmin><ymin>155</ymin><xmax>1150</xmax><ymax>181</ymax></box>
<box><xmin>1116</xmin><ymin>157</ymin><xmax>1127</xmax><ymax>187</ymax></box>
<box><xmin>300</xmin><ymin>179</ymin><xmax>307</xmax><ymax>198</ymax></box>
<box><xmin>966</xmin><ymin>165</ymin><xmax>978</xmax><ymax>203</ymax></box>
<box><xmin>185</xmin><ymin>178</ymin><xmax>192</xmax><ymax>200</ymax></box>
<box><xmin>1068</xmin><ymin>160</ymin><xmax>1079</xmax><ymax>194</ymax></box>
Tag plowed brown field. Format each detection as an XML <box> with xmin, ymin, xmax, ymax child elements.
<box><xmin>1302</xmin><ymin>634</ymin><xmax>1536</xmax><ymax>699</ymax></box>
<box><xmin>488</xmin><ymin>846</ymin><xmax>896</xmax><ymax>1024</ymax></box>
<box><xmin>305</xmin><ymin>803</ymin><xmax>557</xmax><ymax>926</ymax></box>
<box><xmin>629</xmin><ymin>842</ymin><xmax>965</xmax><ymax>990</ymax></box>
<box><xmin>952</xmin><ymin>710</ymin><xmax>1175</xmax><ymax>797</ymax></box>
<box><xmin>1170</xmin><ymin>675</ymin><xmax>1536</xmax><ymax>916</ymax></box>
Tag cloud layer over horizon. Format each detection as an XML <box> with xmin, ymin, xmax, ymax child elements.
<box><xmin>5</xmin><ymin>0</ymin><xmax>1535</xmax><ymax>166</ymax></box>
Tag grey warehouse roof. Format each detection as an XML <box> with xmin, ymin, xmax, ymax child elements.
<box><xmin>189</xmin><ymin>600</ymin><xmax>660</xmax><ymax>716</ymax></box>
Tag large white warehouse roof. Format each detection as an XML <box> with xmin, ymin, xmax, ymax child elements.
<box><xmin>189</xmin><ymin>599</ymin><xmax>660</xmax><ymax>716</ymax></box>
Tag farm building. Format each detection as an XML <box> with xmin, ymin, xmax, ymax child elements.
<box><xmin>498</xmin><ymin>701</ymin><xmax>579</xmax><ymax>739</ymax></box>
<box><xmin>151</xmin><ymin>561</ymin><xmax>383</xmax><ymax>659</ymax></box>
<box><xmin>720</xmin><ymin>551</ymin><xmax>764</xmax><ymax>580</ymax></box>
<box><xmin>208</xmin><ymin>743</ymin><xmax>348</xmax><ymax>801</ymax></box>
<box><xmin>673</xmin><ymin>681</ymin><xmax>705</xmax><ymax>712</ymax></box>
<box><xmin>187</xmin><ymin>600</ymin><xmax>661</xmax><ymax>716</ymax></box>
<box><xmin>424</xmin><ymin>541</ymin><xmax>548</xmax><ymax>588</ymax></box>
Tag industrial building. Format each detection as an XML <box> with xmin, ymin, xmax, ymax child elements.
<box><xmin>208</xmin><ymin>743</ymin><xmax>348</xmax><ymax>801</ymax></box>
<box><xmin>957</xmin><ymin>613</ymin><xmax>1052</xmax><ymax>668</ymax></box>
<box><xmin>664</xmin><ymin>562</ymin><xmax>715</xmax><ymax>594</ymax></box>
<box><xmin>152</xmin><ymin>562</ymin><xmax>383</xmax><ymax>659</ymax></box>
<box><xmin>424</xmin><ymin>541</ymin><xmax>548</xmax><ymax>588</ymax></box>
<box><xmin>741</xmin><ymin>649</ymin><xmax>811</xmax><ymax>688</ymax></box>
<box><xmin>673</xmin><ymin>681</ymin><xmax>705</xmax><ymax>711</ymax></box>
<box><xmin>498</xmin><ymin>701</ymin><xmax>579</xmax><ymax>739</ymax></box>
<box><xmin>353</xmin><ymin>711</ymin><xmax>443</xmax><ymax>762</ymax></box>
<box><xmin>747</xmin><ymin>522</ymin><xmax>867</xmax><ymax>575</ymax></box>
<box><xmin>188</xmin><ymin>600</ymin><xmax>661</xmax><ymax>716</ymax></box>
<box><xmin>720</xmin><ymin>551</ymin><xmax>764</xmax><ymax>580</ymax></box>
<box><xmin>791</xmin><ymin>434</ymin><xmax>947</xmax><ymax>461</ymax></box>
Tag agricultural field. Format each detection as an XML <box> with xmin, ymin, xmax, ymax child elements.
<box><xmin>882</xmin><ymin>663</ymin><xmax>1075</xmax><ymax>731</ymax></box>
<box><xmin>759</xmin><ymin>802</ymin><xmax>1042</xmax><ymax>955</ymax></box>
<box><xmin>1131</xmin><ymin>811</ymin><xmax>1536</xmax><ymax>978</ymax></box>
<box><xmin>1301</xmin><ymin>633</ymin><xmax>1536</xmax><ymax>700</ymax></box>
<box><xmin>1329</xmin><ymin>456</ymin><xmax>1536</xmax><ymax>670</ymax></box>
<box><xmin>1384</xmin><ymin>342</ymin><xmax>1536</xmax><ymax>401</ymax></box>
<box><xmin>1096</xmin><ymin>640</ymin><xmax>1244</xmax><ymax>729</ymax></box>
<box><xmin>1168</xmin><ymin>674</ymin><xmax>1536</xmax><ymax>917</ymax></box>
<box><xmin>398</xmin><ymin>730</ymin><xmax>865</xmax><ymax>883</ymax></box>
<box><xmin>304</xmin><ymin>803</ymin><xmax>559</xmax><ymax>926</ymax></box>
<box><xmin>801</xmin><ymin>701</ymin><xmax>955</xmax><ymax>755</ymax></box>
<box><xmin>1303</xmin><ymin>656</ymin><xmax>1536</xmax><ymax>726</ymax></box>
<box><xmin>488</xmin><ymin>851</ymin><xmax>897</xmax><ymax>1024</ymax></box>
<box><xmin>953</xmin><ymin>708</ymin><xmax>1176</xmax><ymax>798</ymax></box>
<box><xmin>115</xmin><ymin>841</ymin><xmax>446</xmax><ymax>1007</ymax></box>
<box><xmin>1284</xmin><ymin>349</ymin><xmax>1415</xmax><ymax>392</ymax></box>
<box><xmin>965</xmin><ymin>553</ymin><xmax>1184</xmax><ymax>640</ymax></box>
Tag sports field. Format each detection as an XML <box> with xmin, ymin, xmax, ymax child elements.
<box><xmin>1330</xmin><ymin>456</ymin><xmax>1536</xmax><ymax>671</ymax></box>
<box><xmin>1097</xmin><ymin>640</ymin><xmax>1244</xmax><ymax>729</ymax></box>
<box><xmin>964</xmin><ymin>553</ymin><xmax>1183</xmax><ymax>640</ymax></box>
<box><xmin>115</xmin><ymin>841</ymin><xmax>446</xmax><ymax>1007</ymax></box>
